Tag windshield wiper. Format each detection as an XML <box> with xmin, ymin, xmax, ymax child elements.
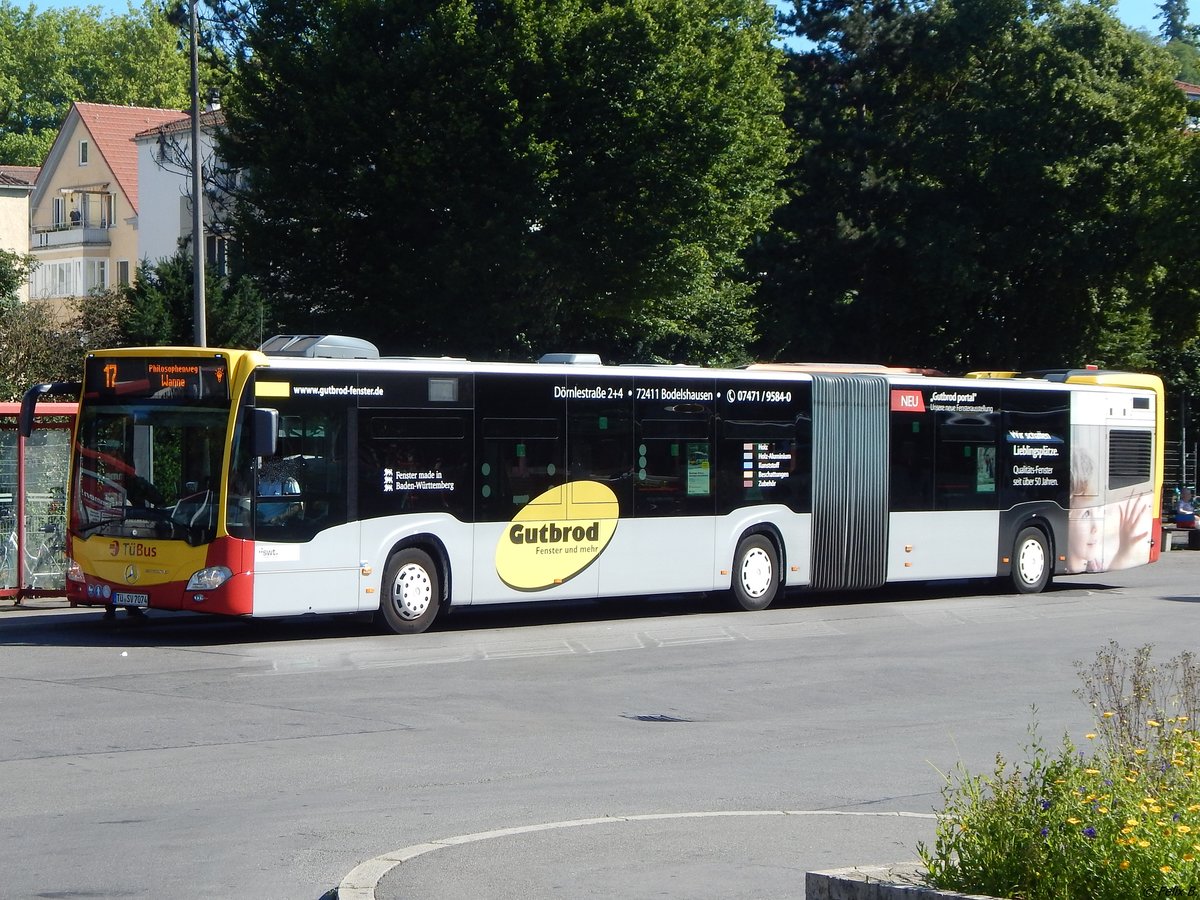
<box><xmin>77</xmin><ymin>506</ymin><xmax>193</xmax><ymax>543</ymax></box>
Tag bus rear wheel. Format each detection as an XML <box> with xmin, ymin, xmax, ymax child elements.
<box><xmin>1011</xmin><ymin>527</ymin><xmax>1051</xmax><ymax>594</ymax></box>
<box><xmin>377</xmin><ymin>548</ymin><xmax>441</xmax><ymax>634</ymax></box>
<box><xmin>729</xmin><ymin>534</ymin><xmax>780</xmax><ymax>611</ymax></box>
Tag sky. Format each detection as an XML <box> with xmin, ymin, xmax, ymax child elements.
<box><xmin>19</xmin><ymin>0</ymin><xmax>1168</xmax><ymax>37</ymax></box>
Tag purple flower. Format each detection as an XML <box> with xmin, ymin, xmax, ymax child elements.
<box><xmin>1083</xmin><ymin>827</ymin><xmax>1097</xmax><ymax>839</ymax></box>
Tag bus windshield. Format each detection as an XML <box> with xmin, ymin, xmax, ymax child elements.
<box><xmin>72</xmin><ymin>402</ymin><xmax>231</xmax><ymax>546</ymax></box>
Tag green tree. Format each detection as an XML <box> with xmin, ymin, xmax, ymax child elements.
<box><xmin>0</xmin><ymin>0</ymin><xmax>189</xmax><ymax>165</ymax></box>
<box><xmin>1165</xmin><ymin>37</ymin><xmax>1200</xmax><ymax>81</ymax></box>
<box><xmin>217</xmin><ymin>0</ymin><xmax>789</xmax><ymax>363</ymax></box>
<box><xmin>758</xmin><ymin>0</ymin><xmax>1199</xmax><ymax>371</ymax></box>
<box><xmin>0</xmin><ymin>246</ymin><xmax>31</xmax><ymax>303</ymax></box>
<box><xmin>122</xmin><ymin>251</ymin><xmax>269</xmax><ymax>349</ymax></box>
<box><xmin>1</xmin><ymin>251</ymin><xmax>79</xmax><ymax>399</ymax></box>
<box><xmin>1157</xmin><ymin>0</ymin><xmax>1193</xmax><ymax>43</ymax></box>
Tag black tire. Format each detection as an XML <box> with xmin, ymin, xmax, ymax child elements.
<box><xmin>376</xmin><ymin>548</ymin><xmax>441</xmax><ymax>634</ymax></box>
<box><xmin>728</xmin><ymin>534</ymin><xmax>780</xmax><ymax>611</ymax></box>
<box><xmin>1011</xmin><ymin>526</ymin><xmax>1051</xmax><ymax>594</ymax></box>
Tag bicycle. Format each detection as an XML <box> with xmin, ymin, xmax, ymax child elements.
<box><xmin>0</xmin><ymin>511</ymin><xmax>17</xmax><ymax>595</ymax></box>
<box><xmin>25</xmin><ymin>519</ymin><xmax>66</xmax><ymax>592</ymax></box>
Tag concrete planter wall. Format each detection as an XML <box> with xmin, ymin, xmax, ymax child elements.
<box><xmin>806</xmin><ymin>865</ymin><xmax>1003</xmax><ymax>900</ymax></box>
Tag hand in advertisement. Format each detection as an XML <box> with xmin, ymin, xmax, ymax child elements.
<box><xmin>1109</xmin><ymin>495</ymin><xmax>1150</xmax><ymax>570</ymax></box>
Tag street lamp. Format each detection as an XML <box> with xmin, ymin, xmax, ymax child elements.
<box><xmin>190</xmin><ymin>0</ymin><xmax>207</xmax><ymax>346</ymax></box>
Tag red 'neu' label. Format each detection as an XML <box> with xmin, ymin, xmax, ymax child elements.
<box><xmin>890</xmin><ymin>390</ymin><xmax>925</xmax><ymax>412</ymax></box>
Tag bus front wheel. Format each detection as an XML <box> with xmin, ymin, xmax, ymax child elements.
<box><xmin>1011</xmin><ymin>527</ymin><xmax>1051</xmax><ymax>594</ymax></box>
<box><xmin>729</xmin><ymin>534</ymin><xmax>780</xmax><ymax>611</ymax></box>
<box><xmin>377</xmin><ymin>548</ymin><xmax>441</xmax><ymax>634</ymax></box>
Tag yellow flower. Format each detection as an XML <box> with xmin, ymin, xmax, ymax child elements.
<box><xmin>1162</xmin><ymin>865</ymin><xmax>1174</xmax><ymax>874</ymax></box>
<box><xmin>1121</xmin><ymin>860</ymin><xmax>1131</xmax><ymax>869</ymax></box>
<box><xmin>1179</xmin><ymin>825</ymin><xmax>1193</xmax><ymax>834</ymax></box>
<box><xmin>1185</xmin><ymin>854</ymin><xmax>1196</xmax><ymax>863</ymax></box>
<box><xmin>1139</xmin><ymin>840</ymin><xmax>1152</xmax><ymax>848</ymax></box>
<box><xmin>1149</xmin><ymin>720</ymin><xmax>1163</xmax><ymax>728</ymax></box>
<box><xmin>1068</xmin><ymin>817</ymin><xmax>1081</xmax><ymax>825</ymax></box>
<box><xmin>1135</xmin><ymin>748</ymin><xmax>1148</xmax><ymax>756</ymax></box>
<box><xmin>1127</xmin><ymin>819</ymin><xmax>1140</xmax><ymax>826</ymax></box>
<box><xmin>1098</xmin><ymin>807</ymin><xmax>1110</xmax><ymax>814</ymax></box>
<box><xmin>1103</xmin><ymin>711</ymin><xmax>1115</xmax><ymax>718</ymax></box>
<box><xmin>1086</xmin><ymin>733</ymin><xmax>1097</xmax><ymax>740</ymax></box>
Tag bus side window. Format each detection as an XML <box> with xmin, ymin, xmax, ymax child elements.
<box><xmin>890</xmin><ymin>416</ymin><xmax>934</xmax><ymax>511</ymax></box>
<box><xmin>256</xmin><ymin>409</ymin><xmax>349</xmax><ymax>540</ymax></box>
<box><xmin>479</xmin><ymin>418</ymin><xmax>563</xmax><ymax>518</ymax></box>
<box><xmin>934</xmin><ymin>417</ymin><xmax>999</xmax><ymax>511</ymax></box>
<box><xmin>566</xmin><ymin>378</ymin><xmax>634</xmax><ymax>515</ymax></box>
<box><xmin>633</xmin><ymin>419</ymin><xmax>712</xmax><ymax>517</ymax></box>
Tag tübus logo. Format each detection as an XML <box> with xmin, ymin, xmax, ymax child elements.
<box><xmin>495</xmin><ymin>481</ymin><xmax>620</xmax><ymax>591</ymax></box>
<box><xmin>108</xmin><ymin>541</ymin><xmax>158</xmax><ymax>559</ymax></box>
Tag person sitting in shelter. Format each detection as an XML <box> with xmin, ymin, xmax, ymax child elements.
<box><xmin>1176</xmin><ymin>487</ymin><xmax>1196</xmax><ymax>529</ymax></box>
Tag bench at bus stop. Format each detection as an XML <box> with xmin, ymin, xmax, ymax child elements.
<box><xmin>1161</xmin><ymin>524</ymin><xmax>1200</xmax><ymax>551</ymax></box>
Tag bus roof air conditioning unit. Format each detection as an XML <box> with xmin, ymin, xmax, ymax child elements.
<box><xmin>260</xmin><ymin>335</ymin><xmax>380</xmax><ymax>359</ymax></box>
<box><xmin>538</xmin><ymin>352</ymin><xmax>602</xmax><ymax>365</ymax></box>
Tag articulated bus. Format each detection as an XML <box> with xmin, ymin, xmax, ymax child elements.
<box><xmin>21</xmin><ymin>335</ymin><xmax>1163</xmax><ymax>633</ymax></box>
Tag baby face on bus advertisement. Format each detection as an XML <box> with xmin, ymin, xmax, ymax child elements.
<box><xmin>1068</xmin><ymin>441</ymin><xmax>1151</xmax><ymax>574</ymax></box>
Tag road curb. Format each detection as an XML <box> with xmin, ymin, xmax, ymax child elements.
<box><xmin>338</xmin><ymin>809</ymin><xmax>939</xmax><ymax>900</ymax></box>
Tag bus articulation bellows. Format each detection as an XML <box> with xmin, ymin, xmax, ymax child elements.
<box><xmin>21</xmin><ymin>336</ymin><xmax>1164</xmax><ymax>633</ymax></box>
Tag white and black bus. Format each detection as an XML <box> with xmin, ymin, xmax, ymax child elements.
<box><xmin>25</xmin><ymin>336</ymin><xmax>1163</xmax><ymax>632</ymax></box>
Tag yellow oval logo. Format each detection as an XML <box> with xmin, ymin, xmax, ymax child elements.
<box><xmin>495</xmin><ymin>480</ymin><xmax>620</xmax><ymax>591</ymax></box>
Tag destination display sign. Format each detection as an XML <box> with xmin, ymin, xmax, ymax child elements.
<box><xmin>85</xmin><ymin>356</ymin><xmax>230</xmax><ymax>401</ymax></box>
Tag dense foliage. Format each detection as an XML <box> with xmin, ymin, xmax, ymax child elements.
<box><xmin>216</xmin><ymin>0</ymin><xmax>790</xmax><ymax>363</ymax></box>
<box><xmin>0</xmin><ymin>0</ymin><xmax>190</xmax><ymax>166</ymax></box>
<box><xmin>756</xmin><ymin>0</ymin><xmax>1200</xmax><ymax>372</ymax></box>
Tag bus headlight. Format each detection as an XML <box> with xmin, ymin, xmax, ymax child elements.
<box><xmin>66</xmin><ymin>558</ymin><xmax>85</xmax><ymax>583</ymax></box>
<box><xmin>186</xmin><ymin>566</ymin><xmax>233</xmax><ymax>590</ymax></box>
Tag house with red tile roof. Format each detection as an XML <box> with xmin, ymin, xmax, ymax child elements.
<box><xmin>28</xmin><ymin>102</ymin><xmax>183</xmax><ymax>307</ymax></box>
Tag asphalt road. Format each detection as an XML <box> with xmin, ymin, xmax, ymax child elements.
<box><xmin>2</xmin><ymin>552</ymin><xmax>1198</xmax><ymax>899</ymax></box>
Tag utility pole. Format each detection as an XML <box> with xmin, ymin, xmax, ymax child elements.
<box><xmin>190</xmin><ymin>0</ymin><xmax>207</xmax><ymax>347</ymax></box>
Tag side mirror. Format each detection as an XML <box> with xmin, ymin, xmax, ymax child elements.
<box><xmin>19</xmin><ymin>382</ymin><xmax>81</xmax><ymax>437</ymax></box>
<box><xmin>253</xmin><ymin>408</ymin><xmax>279</xmax><ymax>457</ymax></box>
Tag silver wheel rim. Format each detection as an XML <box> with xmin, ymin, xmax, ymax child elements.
<box><xmin>740</xmin><ymin>547</ymin><xmax>773</xmax><ymax>599</ymax></box>
<box><xmin>1017</xmin><ymin>538</ymin><xmax>1045</xmax><ymax>585</ymax></box>
<box><xmin>392</xmin><ymin>562</ymin><xmax>433</xmax><ymax>619</ymax></box>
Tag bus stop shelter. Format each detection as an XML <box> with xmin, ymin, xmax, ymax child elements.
<box><xmin>0</xmin><ymin>401</ymin><xmax>75</xmax><ymax>602</ymax></box>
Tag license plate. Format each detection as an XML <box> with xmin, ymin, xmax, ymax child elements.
<box><xmin>112</xmin><ymin>592</ymin><xmax>149</xmax><ymax>607</ymax></box>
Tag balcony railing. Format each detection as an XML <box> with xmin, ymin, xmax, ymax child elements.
<box><xmin>31</xmin><ymin>223</ymin><xmax>112</xmax><ymax>249</ymax></box>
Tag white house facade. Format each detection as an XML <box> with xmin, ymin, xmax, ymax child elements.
<box><xmin>134</xmin><ymin>108</ymin><xmax>228</xmax><ymax>273</ymax></box>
